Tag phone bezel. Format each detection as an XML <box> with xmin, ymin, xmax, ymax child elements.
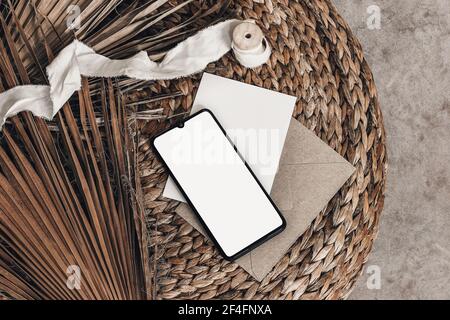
<box><xmin>151</xmin><ymin>108</ymin><xmax>286</xmax><ymax>261</ymax></box>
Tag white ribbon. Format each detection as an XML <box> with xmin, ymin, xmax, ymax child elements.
<box><xmin>0</xmin><ymin>19</ymin><xmax>271</xmax><ymax>129</ymax></box>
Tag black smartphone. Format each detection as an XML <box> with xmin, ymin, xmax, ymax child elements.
<box><xmin>151</xmin><ymin>109</ymin><xmax>286</xmax><ymax>261</ymax></box>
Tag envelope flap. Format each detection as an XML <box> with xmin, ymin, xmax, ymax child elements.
<box><xmin>280</xmin><ymin>118</ymin><xmax>350</xmax><ymax>165</ymax></box>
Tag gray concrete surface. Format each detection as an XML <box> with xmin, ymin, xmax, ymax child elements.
<box><xmin>331</xmin><ymin>0</ymin><xmax>450</xmax><ymax>300</ymax></box>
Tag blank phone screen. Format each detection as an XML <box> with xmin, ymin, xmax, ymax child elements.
<box><xmin>153</xmin><ymin>110</ymin><xmax>284</xmax><ymax>259</ymax></box>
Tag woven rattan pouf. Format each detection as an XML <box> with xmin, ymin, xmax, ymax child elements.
<box><xmin>140</xmin><ymin>0</ymin><xmax>387</xmax><ymax>300</ymax></box>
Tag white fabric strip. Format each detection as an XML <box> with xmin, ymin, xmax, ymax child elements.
<box><xmin>0</xmin><ymin>19</ymin><xmax>271</xmax><ymax>129</ymax></box>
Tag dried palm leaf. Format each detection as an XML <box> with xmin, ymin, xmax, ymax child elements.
<box><xmin>0</xmin><ymin>0</ymin><xmax>230</xmax><ymax>300</ymax></box>
<box><xmin>5</xmin><ymin>0</ymin><xmax>231</xmax><ymax>79</ymax></box>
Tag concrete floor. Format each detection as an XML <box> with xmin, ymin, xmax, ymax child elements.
<box><xmin>332</xmin><ymin>0</ymin><xmax>450</xmax><ymax>299</ymax></box>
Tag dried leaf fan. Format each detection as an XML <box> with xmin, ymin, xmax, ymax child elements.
<box><xmin>0</xmin><ymin>0</ymin><xmax>229</xmax><ymax>300</ymax></box>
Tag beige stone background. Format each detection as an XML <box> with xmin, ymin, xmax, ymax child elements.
<box><xmin>331</xmin><ymin>0</ymin><xmax>450</xmax><ymax>299</ymax></box>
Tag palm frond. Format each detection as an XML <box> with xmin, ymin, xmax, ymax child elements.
<box><xmin>0</xmin><ymin>0</ymin><xmax>230</xmax><ymax>300</ymax></box>
<box><xmin>4</xmin><ymin>0</ymin><xmax>231</xmax><ymax>80</ymax></box>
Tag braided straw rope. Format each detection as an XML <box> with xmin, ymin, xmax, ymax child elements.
<box><xmin>138</xmin><ymin>0</ymin><xmax>387</xmax><ymax>300</ymax></box>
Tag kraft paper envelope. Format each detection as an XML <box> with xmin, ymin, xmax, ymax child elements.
<box><xmin>175</xmin><ymin>118</ymin><xmax>355</xmax><ymax>281</ymax></box>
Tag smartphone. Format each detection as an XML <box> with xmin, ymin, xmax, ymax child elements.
<box><xmin>151</xmin><ymin>109</ymin><xmax>286</xmax><ymax>260</ymax></box>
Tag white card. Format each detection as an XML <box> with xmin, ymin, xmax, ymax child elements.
<box><xmin>162</xmin><ymin>73</ymin><xmax>296</xmax><ymax>202</ymax></box>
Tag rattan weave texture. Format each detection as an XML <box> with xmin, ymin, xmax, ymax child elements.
<box><xmin>140</xmin><ymin>0</ymin><xmax>387</xmax><ymax>300</ymax></box>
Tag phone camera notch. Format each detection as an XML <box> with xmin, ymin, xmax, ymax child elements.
<box><xmin>177</xmin><ymin>122</ymin><xmax>184</xmax><ymax>128</ymax></box>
